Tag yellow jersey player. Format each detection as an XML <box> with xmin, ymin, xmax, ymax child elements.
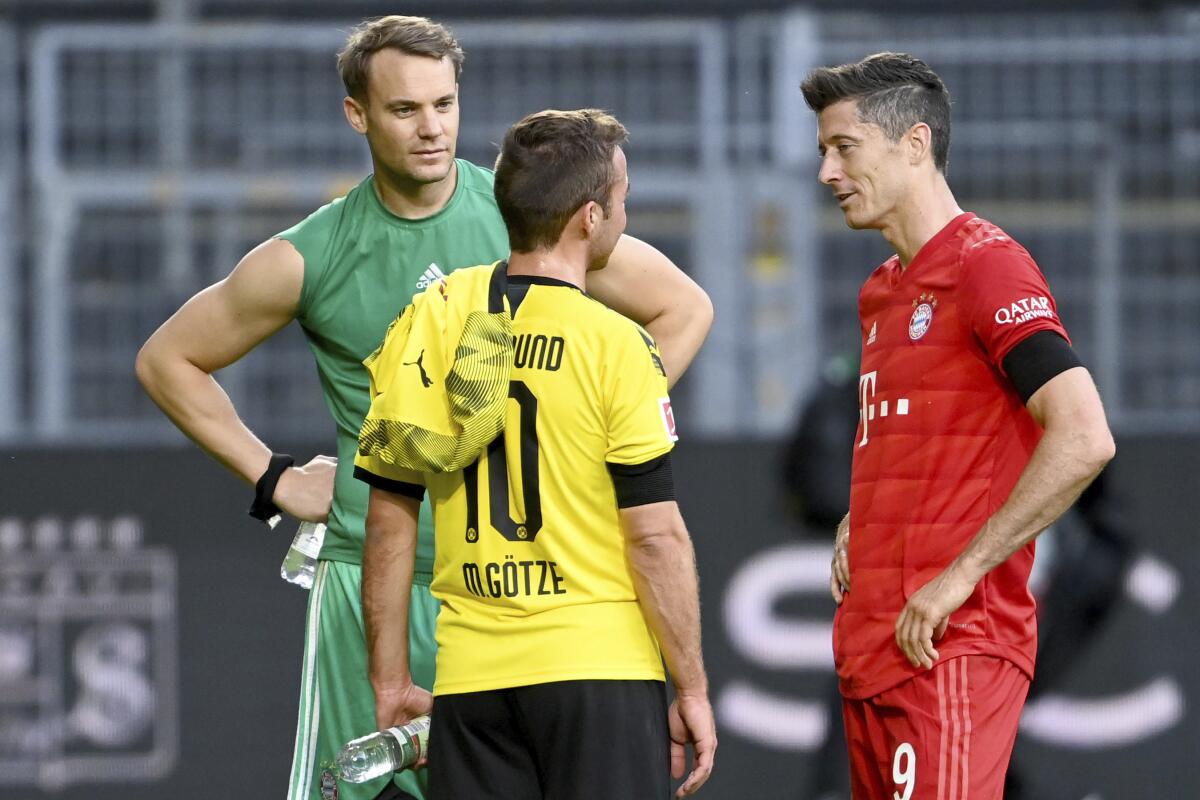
<box><xmin>355</xmin><ymin>109</ymin><xmax>716</xmax><ymax>799</ymax></box>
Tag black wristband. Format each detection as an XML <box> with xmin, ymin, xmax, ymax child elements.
<box><xmin>248</xmin><ymin>453</ymin><xmax>295</xmax><ymax>522</ymax></box>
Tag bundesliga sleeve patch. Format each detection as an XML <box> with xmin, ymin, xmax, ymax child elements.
<box><xmin>659</xmin><ymin>397</ymin><xmax>678</xmax><ymax>442</ymax></box>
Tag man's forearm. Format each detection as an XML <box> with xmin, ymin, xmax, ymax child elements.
<box><xmin>136</xmin><ymin>352</ymin><xmax>272</xmax><ymax>483</ymax></box>
<box><xmin>585</xmin><ymin>234</ymin><xmax>713</xmax><ymax>388</ymax></box>
<box><xmin>951</xmin><ymin>425</ymin><xmax>1112</xmax><ymax>584</ymax></box>
<box><xmin>362</xmin><ymin>490</ymin><xmax>420</xmax><ymax>688</ymax></box>
<box><xmin>626</xmin><ymin>527</ymin><xmax>707</xmax><ymax>694</ymax></box>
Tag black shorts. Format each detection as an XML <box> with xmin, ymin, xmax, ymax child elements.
<box><xmin>428</xmin><ymin>679</ymin><xmax>670</xmax><ymax>800</ymax></box>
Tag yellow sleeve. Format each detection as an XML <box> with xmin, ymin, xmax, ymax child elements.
<box><xmin>354</xmin><ymin>305</ymin><xmax>428</xmax><ymax>488</ymax></box>
<box><xmin>605</xmin><ymin>323</ymin><xmax>677</xmax><ymax>466</ymax></box>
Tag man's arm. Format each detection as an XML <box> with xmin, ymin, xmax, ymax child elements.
<box><xmin>895</xmin><ymin>366</ymin><xmax>1116</xmax><ymax>669</ymax></box>
<box><xmin>363</xmin><ymin>486</ymin><xmax>433</xmax><ymax>728</ymax></box>
<box><xmin>134</xmin><ymin>238</ymin><xmax>334</xmax><ymax>521</ymax></box>
<box><xmin>621</xmin><ymin>500</ymin><xmax>716</xmax><ymax>797</ymax></box>
<box><xmin>586</xmin><ymin>235</ymin><xmax>714</xmax><ymax>388</ymax></box>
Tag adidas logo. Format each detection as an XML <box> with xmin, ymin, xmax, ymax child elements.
<box><xmin>415</xmin><ymin>262</ymin><xmax>447</xmax><ymax>290</ymax></box>
<box><xmin>866</xmin><ymin>320</ymin><xmax>877</xmax><ymax>345</ymax></box>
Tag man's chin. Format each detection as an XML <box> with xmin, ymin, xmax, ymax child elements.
<box><xmin>842</xmin><ymin>210</ymin><xmax>875</xmax><ymax>231</ymax></box>
<box><xmin>406</xmin><ymin>158</ymin><xmax>455</xmax><ymax>185</ymax></box>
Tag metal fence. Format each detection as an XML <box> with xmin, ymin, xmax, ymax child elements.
<box><xmin>25</xmin><ymin>20</ymin><xmax>732</xmax><ymax>442</ymax></box>
<box><xmin>809</xmin><ymin>13</ymin><xmax>1200</xmax><ymax>432</ymax></box>
<box><xmin>0</xmin><ymin>24</ymin><xmax>18</xmax><ymax>440</ymax></box>
<box><xmin>11</xmin><ymin>10</ymin><xmax>1200</xmax><ymax>443</ymax></box>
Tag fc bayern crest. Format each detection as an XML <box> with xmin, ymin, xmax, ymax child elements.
<box><xmin>908</xmin><ymin>292</ymin><xmax>938</xmax><ymax>340</ymax></box>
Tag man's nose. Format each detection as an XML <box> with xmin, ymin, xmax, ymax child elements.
<box><xmin>818</xmin><ymin>154</ymin><xmax>841</xmax><ymax>185</ymax></box>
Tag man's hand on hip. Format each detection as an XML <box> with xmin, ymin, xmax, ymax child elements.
<box><xmin>830</xmin><ymin>513</ymin><xmax>851</xmax><ymax>604</ymax></box>
<box><xmin>894</xmin><ymin>566</ymin><xmax>977</xmax><ymax>670</ymax></box>
<box><xmin>274</xmin><ymin>455</ymin><xmax>337</xmax><ymax>522</ymax></box>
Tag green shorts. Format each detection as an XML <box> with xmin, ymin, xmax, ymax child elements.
<box><xmin>287</xmin><ymin>560</ymin><xmax>438</xmax><ymax>800</ymax></box>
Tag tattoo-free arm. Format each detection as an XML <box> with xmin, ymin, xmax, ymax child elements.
<box><xmin>895</xmin><ymin>366</ymin><xmax>1116</xmax><ymax>668</ymax></box>
<box><xmin>363</xmin><ymin>487</ymin><xmax>432</xmax><ymax>727</ymax></box>
<box><xmin>586</xmin><ymin>235</ymin><xmax>713</xmax><ymax>388</ymax></box>
<box><xmin>620</xmin><ymin>499</ymin><xmax>716</xmax><ymax>796</ymax></box>
<box><xmin>954</xmin><ymin>366</ymin><xmax>1115</xmax><ymax>580</ymax></box>
<box><xmin>134</xmin><ymin>238</ymin><xmax>335</xmax><ymax>520</ymax></box>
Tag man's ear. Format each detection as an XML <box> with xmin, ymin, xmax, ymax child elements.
<box><xmin>579</xmin><ymin>200</ymin><xmax>603</xmax><ymax>238</ymax></box>
<box><xmin>907</xmin><ymin>122</ymin><xmax>933</xmax><ymax>166</ymax></box>
<box><xmin>344</xmin><ymin>96</ymin><xmax>369</xmax><ymax>135</ymax></box>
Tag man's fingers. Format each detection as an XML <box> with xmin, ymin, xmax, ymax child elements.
<box><xmin>918</xmin><ymin>625</ymin><xmax>938</xmax><ymax>668</ymax></box>
<box><xmin>670</xmin><ymin>740</ymin><xmax>685</xmax><ymax>780</ymax></box>
<box><xmin>830</xmin><ymin>566</ymin><xmax>844</xmax><ymax>604</ymax></box>
<box><xmin>678</xmin><ymin>765</ymin><xmax>712</xmax><ymax>797</ymax></box>
<box><xmin>677</xmin><ymin>743</ymin><xmax>715</xmax><ymax>797</ymax></box>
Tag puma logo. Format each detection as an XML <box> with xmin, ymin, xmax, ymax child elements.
<box><xmin>403</xmin><ymin>350</ymin><xmax>433</xmax><ymax>388</ymax></box>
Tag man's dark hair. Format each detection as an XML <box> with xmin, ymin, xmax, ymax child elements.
<box><xmin>337</xmin><ymin>15</ymin><xmax>464</xmax><ymax>103</ymax></box>
<box><xmin>494</xmin><ymin>109</ymin><xmax>629</xmax><ymax>253</ymax></box>
<box><xmin>801</xmin><ymin>52</ymin><xmax>952</xmax><ymax>173</ymax></box>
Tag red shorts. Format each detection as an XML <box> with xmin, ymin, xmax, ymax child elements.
<box><xmin>842</xmin><ymin>655</ymin><xmax>1029</xmax><ymax>800</ymax></box>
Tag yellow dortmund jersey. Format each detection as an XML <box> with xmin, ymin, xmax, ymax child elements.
<box><xmin>357</xmin><ymin>267</ymin><xmax>677</xmax><ymax>695</ymax></box>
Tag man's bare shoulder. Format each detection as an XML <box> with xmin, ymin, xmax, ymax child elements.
<box><xmin>220</xmin><ymin>237</ymin><xmax>305</xmax><ymax>317</ymax></box>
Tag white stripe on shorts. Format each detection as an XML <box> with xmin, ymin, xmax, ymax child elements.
<box><xmin>288</xmin><ymin>560</ymin><xmax>328</xmax><ymax>800</ymax></box>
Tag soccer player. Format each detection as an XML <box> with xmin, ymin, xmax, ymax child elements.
<box><xmin>801</xmin><ymin>53</ymin><xmax>1115</xmax><ymax>798</ymax></box>
<box><xmin>134</xmin><ymin>17</ymin><xmax>712</xmax><ymax>800</ymax></box>
<box><xmin>355</xmin><ymin>109</ymin><xmax>716</xmax><ymax>800</ymax></box>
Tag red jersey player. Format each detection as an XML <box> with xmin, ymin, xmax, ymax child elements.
<box><xmin>802</xmin><ymin>53</ymin><xmax>1115</xmax><ymax>799</ymax></box>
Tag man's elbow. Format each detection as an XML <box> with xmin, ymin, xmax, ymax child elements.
<box><xmin>1087</xmin><ymin>426</ymin><xmax>1116</xmax><ymax>473</ymax></box>
<box><xmin>626</xmin><ymin>520</ymin><xmax>691</xmax><ymax>562</ymax></box>
<box><xmin>687</xmin><ymin>284</ymin><xmax>715</xmax><ymax>334</ymax></box>
<box><xmin>133</xmin><ymin>339</ymin><xmax>161</xmax><ymax>394</ymax></box>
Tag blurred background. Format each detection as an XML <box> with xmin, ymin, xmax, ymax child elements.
<box><xmin>1</xmin><ymin>0</ymin><xmax>1198</xmax><ymax>797</ymax></box>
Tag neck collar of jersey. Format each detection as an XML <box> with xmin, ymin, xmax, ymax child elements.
<box><xmin>366</xmin><ymin>160</ymin><xmax>467</xmax><ymax>229</ymax></box>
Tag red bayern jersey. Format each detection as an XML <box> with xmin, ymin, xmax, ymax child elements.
<box><xmin>834</xmin><ymin>212</ymin><xmax>1071</xmax><ymax>699</ymax></box>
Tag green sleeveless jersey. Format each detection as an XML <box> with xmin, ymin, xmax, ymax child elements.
<box><xmin>277</xmin><ymin>160</ymin><xmax>510</xmax><ymax>573</ymax></box>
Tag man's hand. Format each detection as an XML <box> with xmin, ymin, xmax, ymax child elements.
<box><xmin>830</xmin><ymin>513</ymin><xmax>850</xmax><ymax>604</ymax></box>
<box><xmin>273</xmin><ymin>455</ymin><xmax>337</xmax><ymax>522</ymax></box>
<box><xmin>373</xmin><ymin>681</ymin><xmax>434</xmax><ymax>731</ymax></box>
<box><xmin>668</xmin><ymin>692</ymin><xmax>717</xmax><ymax>797</ymax></box>
<box><xmin>894</xmin><ymin>566</ymin><xmax>977</xmax><ymax>669</ymax></box>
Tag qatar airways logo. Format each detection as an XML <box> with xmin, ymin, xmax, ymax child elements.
<box><xmin>994</xmin><ymin>296</ymin><xmax>1055</xmax><ymax>326</ymax></box>
<box><xmin>857</xmin><ymin>370</ymin><xmax>909</xmax><ymax>448</ymax></box>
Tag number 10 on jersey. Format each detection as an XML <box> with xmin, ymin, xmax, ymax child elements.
<box><xmin>463</xmin><ymin>380</ymin><xmax>543</xmax><ymax>543</ymax></box>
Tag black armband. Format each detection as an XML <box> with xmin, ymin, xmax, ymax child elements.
<box><xmin>607</xmin><ymin>453</ymin><xmax>676</xmax><ymax>508</ymax></box>
<box><xmin>1002</xmin><ymin>330</ymin><xmax>1083</xmax><ymax>403</ymax></box>
<box><xmin>353</xmin><ymin>466</ymin><xmax>426</xmax><ymax>501</ymax></box>
<box><xmin>248</xmin><ymin>453</ymin><xmax>294</xmax><ymax>522</ymax></box>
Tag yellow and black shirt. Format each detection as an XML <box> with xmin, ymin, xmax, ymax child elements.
<box><xmin>355</xmin><ymin>262</ymin><xmax>678</xmax><ymax>695</ymax></box>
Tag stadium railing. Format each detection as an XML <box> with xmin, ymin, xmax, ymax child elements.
<box><xmin>0</xmin><ymin>24</ymin><xmax>18</xmax><ymax>441</ymax></box>
<box><xmin>27</xmin><ymin>20</ymin><xmax>739</xmax><ymax>442</ymax></box>
<box><xmin>807</xmin><ymin>14</ymin><xmax>1200</xmax><ymax>433</ymax></box>
<box><xmin>17</xmin><ymin>11</ymin><xmax>1200</xmax><ymax>443</ymax></box>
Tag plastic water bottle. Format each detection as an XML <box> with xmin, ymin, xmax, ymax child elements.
<box><xmin>336</xmin><ymin>716</ymin><xmax>431</xmax><ymax>784</ymax></box>
<box><xmin>280</xmin><ymin>521</ymin><xmax>326</xmax><ymax>589</ymax></box>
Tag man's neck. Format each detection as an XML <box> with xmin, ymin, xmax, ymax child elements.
<box><xmin>506</xmin><ymin>247</ymin><xmax>588</xmax><ymax>289</ymax></box>
<box><xmin>372</xmin><ymin>160</ymin><xmax>458</xmax><ymax>220</ymax></box>
<box><xmin>879</xmin><ymin>176</ymin><xmax>964</xmax><ymax>268</ymax></box>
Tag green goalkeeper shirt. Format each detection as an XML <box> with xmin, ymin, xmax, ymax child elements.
<box><xmin>277</xmin><ymin>160</ymin><xmax>509</xmax><ymax>577</ymax></box>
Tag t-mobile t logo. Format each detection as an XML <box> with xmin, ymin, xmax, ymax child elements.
<box><xmin>858</xmin><ymin>370</ymin><xmax>909</xmax><ymax>447</ymax></box>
